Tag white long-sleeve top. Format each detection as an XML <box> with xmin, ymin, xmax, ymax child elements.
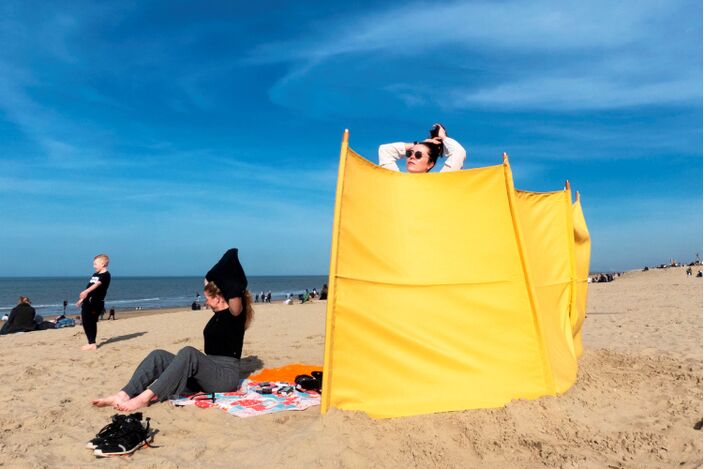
<box><xmin>377</xmin><ymin>137</ymin><xmax>467</xmax><ymax>172</ymax></box>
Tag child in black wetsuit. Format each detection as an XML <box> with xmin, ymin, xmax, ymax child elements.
<box><xmin>76</xmin><ymin>254</ymin><xmax>111</xmax><ymax>351</ymax></box>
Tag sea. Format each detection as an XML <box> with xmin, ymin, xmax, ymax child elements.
<box><xmin>0</xmin><ymin>276</ymin><xmax>329</xmax><ymax>317</ymax></box>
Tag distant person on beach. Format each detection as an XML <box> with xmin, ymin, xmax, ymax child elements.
<box><xmin>63</xmin><ymin>300</ymin><xmax>68</xmax><ymax>315</ymax></box>
<box><xmin>76</xmin><ymin>254</ymin><xmax>111</xmax><ymax>351</ymax></box>
<box><xmin>320</xmin><ymin>284</ymin><xmax>328</xmax><ymax>300</ymax></box>
<box><xmin>266</xmin><ymin>291</ymin><xmax>272</xmax><ymax>303</ymax></box>
<box><xmin>191</xmin><ymin>293</ymin><xmax>201</xmax><ymax>311</ymax></box>
<box><xmin>108</xmin><ymin>308</ymin><xmax>116</xmax><ymax>320</ymax></box>
<box><xmin>378</xmin><ymin>123</ymin><xmax>466</xmax><ymax>174</ymax></box>
<box><xmin>91</xmin><ymin>248</ymin><xmax>253</xmax><ymax>411</ymax></box>
<box><xmin>0</xmin><ymin>296</ymin><xmax>36</xmax><ymax>335</ymax></box>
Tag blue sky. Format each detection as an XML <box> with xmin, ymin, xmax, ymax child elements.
<box><xmin>0</xmin><ymin>0</ymin><xmax>701</xmax><ymax>276</ymax></box>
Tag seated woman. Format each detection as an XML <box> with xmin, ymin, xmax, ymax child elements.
<box><xmin>378</xmin><ymin>123</ymin><xmax>467</xmax><ymax>173</ymax></box>
<box><xmin>0</xmin><ymin>296</ymin><xmax>36</xmax><ymax>335</ymax></box>
<box><xmin>92</xmin><ymin>249</ymin><xmax>253</xmax><ymax>411</ymax></box>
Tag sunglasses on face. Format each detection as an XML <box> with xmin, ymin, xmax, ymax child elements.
<box><xmin>405</xmin><ymin>150</ymin><xmax>428</xmax><ymax>160</ymax></box>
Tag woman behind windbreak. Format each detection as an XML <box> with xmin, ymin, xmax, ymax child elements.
<box><xmin>0</xmin><ymin>296</ymin><xmax>36</xmax><ymax>335</ymax></box>
<box><xmin>378</xmin><ymin>123</ymin><xmax>467</xmax><ymax>174</ymax></box>
<box><xmin>91</xmin><ymin>248</ymin><xmax>253</xmax><ymax>411</ymax></box>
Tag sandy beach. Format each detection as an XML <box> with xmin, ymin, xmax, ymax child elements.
<box><xmin>0</xmin><ymin>266</ymin><xmax>700</xmax><ymax>468</ymax></box>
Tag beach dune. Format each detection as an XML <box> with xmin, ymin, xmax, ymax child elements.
<box><xmin>0</xmin><ymin>266</ymin><xmax>700</xmax><ymax>467</ymax></box>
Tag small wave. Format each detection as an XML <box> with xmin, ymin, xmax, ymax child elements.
<box><xmin>0</xmin><ymin>303</ymin><xmax>62</xmax><ymax>310</ymax></box>
<box><xmin>109</xmin><ymin>297</ymin><xmax>161</xmax><ymax>304</ymax></box>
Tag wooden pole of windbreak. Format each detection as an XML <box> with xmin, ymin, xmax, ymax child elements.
<box><xmin>563</xmin><ymin>180</ymin><xmax>578</xmax><ymax>350</ymax></box>
<box><xmin>321</xmin><ymin>129</ymin><xmax>349</xmax><ymax>414</ymax></box>
<box><xmin>501</xmin><ymin>151</ymin><xmax>557</xmax><ymax>392</ymax></box>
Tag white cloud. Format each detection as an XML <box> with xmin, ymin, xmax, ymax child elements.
<box><xmin>453</xmin><ymin>74</ymin><xmax>700</xmax><ymax>111</ymax></box>
<box><xmin>250</xmin><ymin>0</ymin><xmax>700</xmax><ymax>111</ymax></box>
<box><xmin>249</xmin><ymin>1</ymin><xmax>667</xmax><ymax>63</ymax></box>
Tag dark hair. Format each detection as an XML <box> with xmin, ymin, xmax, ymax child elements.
<box><xmin>419</xmin><ymin>141</ymin><xmax>443</xmax><ymax>165</ymax></box>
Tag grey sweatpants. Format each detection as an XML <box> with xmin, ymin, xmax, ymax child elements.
<box><xmin>122</xmin><ymin>346</ymin><xmax>239</xmax><ymax>400</ymax></box>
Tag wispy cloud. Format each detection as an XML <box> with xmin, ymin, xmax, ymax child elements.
<box><xmin>0</xmin><ymin>4</ymin><xmax>118</xmax><ymax>169</ymax></box>
<box><xmin>0</xmin><ymin>64</ymin><xmax>94</xmax><ymax>165</ymax></box>
<box><xmin>250</xmin><ymin>0</ymin><xmax>700</xmax><ymax>111</ymax></box>
<box><xmin>452</xmin><ymin>75</ymin><xmax>699</xmax><ymax>111</ymax></box>
<box><xmin>249</xmin><ymin>1</ymin><xmax>665</xmax><ymax>62</ymax></box>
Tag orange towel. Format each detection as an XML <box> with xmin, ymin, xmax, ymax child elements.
<box><xmin>249</xmin><ymin>364</ymin><xmax>322</xmax><ymax>383</ymax></box>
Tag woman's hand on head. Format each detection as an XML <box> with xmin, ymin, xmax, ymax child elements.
<box><xmin>433</xmin><ymin>123</ymin><xmax>447</xmax><ymax>140</ymax></box>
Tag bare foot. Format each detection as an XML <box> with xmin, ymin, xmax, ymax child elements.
<box><xmin>81</xmin><ymin>343</ymin><xmax>97</xmax><ymax>351</ymax></box>
<box><xmin>115</xmin><ymin>389</ymin><xmax>154</xmax><ymax>412</ymax></box>
<box><xmin>92</xmin><ymin>391</ymin><xmax>129</xmax><ymax>407</ymax></box>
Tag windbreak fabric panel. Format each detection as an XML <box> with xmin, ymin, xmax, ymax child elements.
<box><xmin>514</xmin><ymin>190</ymin><xmax>577</xmax><ymax>392</ymax></box>
<box><xmin>571</xmin><ymin>200</ymin><xmax>591</xmax><ymax>357</ymax></box>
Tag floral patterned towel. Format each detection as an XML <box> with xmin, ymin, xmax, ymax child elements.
<box><xmin>169</xmin><ymin>379</ymin><xmax>320</xmax><ymax>418</ymax></box>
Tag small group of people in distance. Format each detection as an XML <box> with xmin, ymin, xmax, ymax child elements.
<box><xmin>643</xmin><ymin>257</ymin><xmax>702</xmax><ymax>277</ymax></box>
<box><xmin>254</xmin><ymin>291</ymin><xmax>272</xmax><ymax>303</ymax></box>
<box><xmin>590</xmin><ymin>273</ymin><xmax>620</xmax><ymax>283</ymax></box>
<box><xmin>259</xmin><ymin>284</ymin><xmax>330</xmax><ymax>306</ymax></box>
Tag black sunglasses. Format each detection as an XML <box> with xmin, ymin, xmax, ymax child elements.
<box><xmin>405</xmin><ymin>150</ymin><xmax>427</xmax><ymax>160</ymax></box>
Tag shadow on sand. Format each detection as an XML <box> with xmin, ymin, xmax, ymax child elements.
<box><xmin>239</xmin><ymin>355</ymin><xmax>265</xmax><ymax>380</ymax></box>
<box><xmin>98</xmin><ymin>332</ymin><xmax>147</xmax><ymax>348</ymax></box>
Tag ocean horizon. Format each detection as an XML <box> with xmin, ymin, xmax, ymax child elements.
<box><xmin>0</xmin><ymin>275</ymin><xmax>329</xmax><ymax>316</ymax></box>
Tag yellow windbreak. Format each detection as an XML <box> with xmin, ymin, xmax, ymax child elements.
<box><xmin>322</xmin><ymin>133</ymin><xmax>559</xmax><ymax>418</ymax></box>
<box><xmin>571</xmin><ymin>197</ymin><xmax>591</xmax><ymax>357</ymax></box>
<box><xmin>514</xmin><ymin>190</ymin><xmax>577</xmax><ymax>392</ymax></box>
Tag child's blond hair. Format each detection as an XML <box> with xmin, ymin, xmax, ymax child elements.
<box><xmin>94</xmin><ymin>254</ymin><xmax>110</xmax><ymax>266</ymax></box>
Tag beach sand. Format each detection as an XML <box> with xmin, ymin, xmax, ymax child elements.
<box><xmin>0</xmin><ymin>266</ymin><xmax>700</xmax><ymax>467</ymax></box>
